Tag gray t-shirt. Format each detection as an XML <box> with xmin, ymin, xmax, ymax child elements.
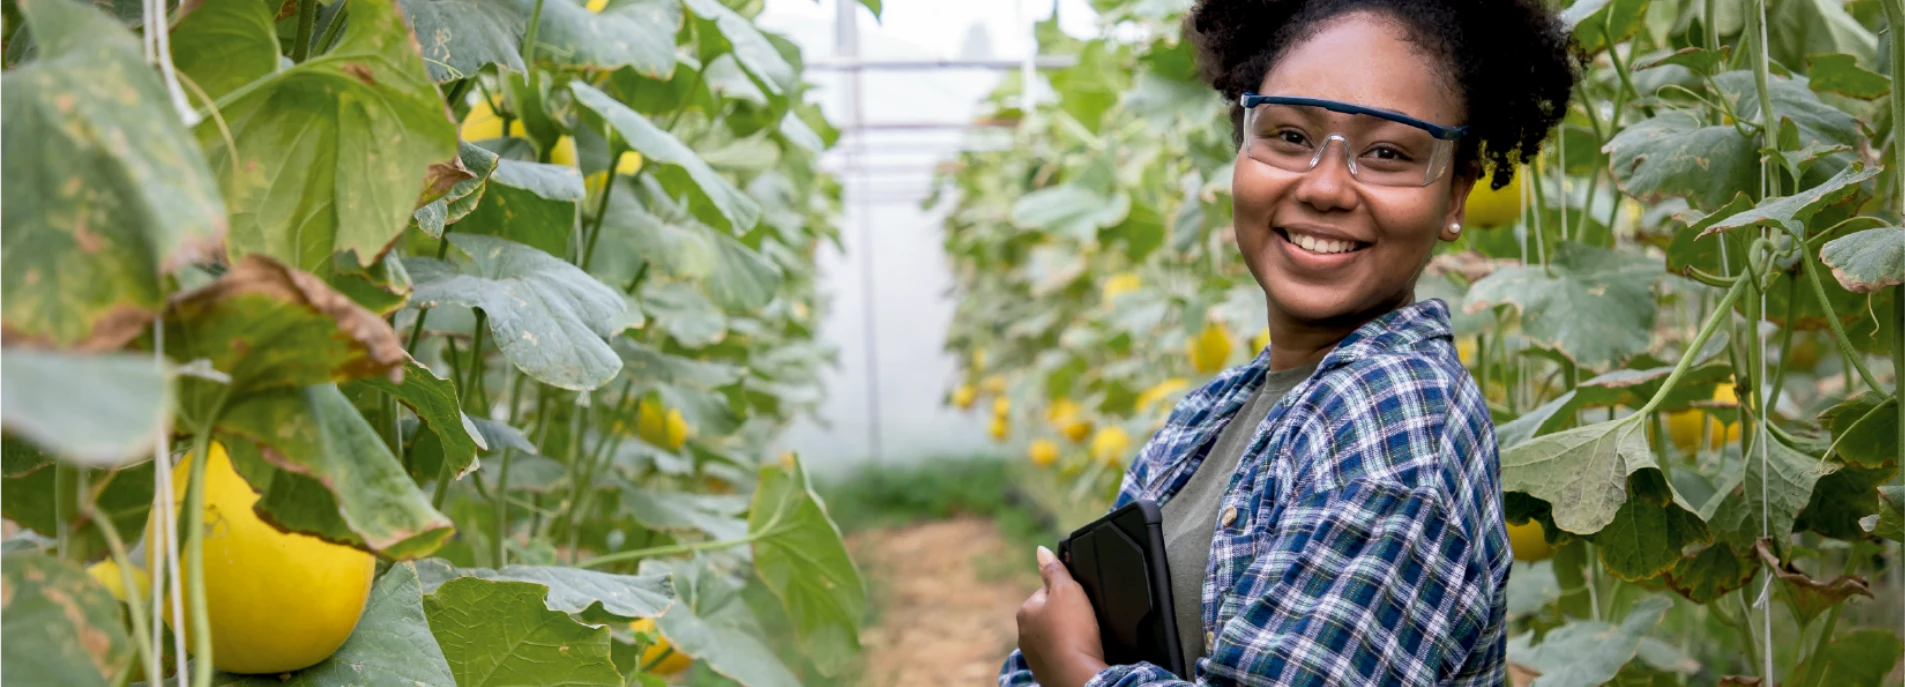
<box><xmin>1159</xmin><ymin>362</ymin><xmax>1317</xmax><ymax>669</ymax></box>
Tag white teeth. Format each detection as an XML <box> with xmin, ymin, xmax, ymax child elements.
<box><xmin>1288</xmin><ymin>231</ymin><xmax>1356</xmax><ymax>255</ymax></box>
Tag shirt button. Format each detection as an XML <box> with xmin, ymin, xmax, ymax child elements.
<box><xmin>1220</xmin><ymin>507</ymin><xmax>1238</xmax><ymax>528</ymax></box>
<box><xmin>1205</xmin><ymin>631</ymin><xmax>1215</xmax><ymax>650</ymax></box>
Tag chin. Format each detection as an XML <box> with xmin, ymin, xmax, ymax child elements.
<box><xmin>1266</xmin><ymin>281</ymin><xmax>1407</xmax><ymax>328</ymax></box>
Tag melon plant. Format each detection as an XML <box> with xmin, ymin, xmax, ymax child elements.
<box><xmin>943</xmin><ymin>0</ymin><xmax>1905</xmax><ymax>682</ymax></box>
<box><xmin>0</xmin><ymin>0</ymin><xmax>871</xmax><ymax>684</ymax></box>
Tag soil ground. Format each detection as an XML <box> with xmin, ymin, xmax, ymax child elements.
<box><xmin>847</xmin><ymin>516</ymin><xmax>1041</xmax><ymax>687</ymax></box>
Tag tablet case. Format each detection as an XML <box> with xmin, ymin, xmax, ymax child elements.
<box><xmin>1056</xmin><ymin>499</ymin><xmax>1187</xmax><ymax>678</ymax></box>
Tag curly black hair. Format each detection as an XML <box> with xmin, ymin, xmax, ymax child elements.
<box><xmin>1186</xmin><ymin>0</ymin><xmax>1582</xmax><ymax>190</ymax></box>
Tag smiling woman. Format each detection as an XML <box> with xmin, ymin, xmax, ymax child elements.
<box><xmin>999</xmin><ymin>0</ymin><xmax>1579</xmax><ymax>685</ymax></box>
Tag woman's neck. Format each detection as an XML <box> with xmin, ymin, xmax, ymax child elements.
<box><xmin>1264</xmin><ymin>292</ymin><xmax>1414</xmax><ymax>371</ymax></box>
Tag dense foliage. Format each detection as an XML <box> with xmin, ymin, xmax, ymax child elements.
<box><xmin>940</xmin><ymin>0</ymin><xmax>1905</xmax><ymax>682</ymax></box>
<box><xmin>0</xmin><ymin>0</ymin><xmax>875</xmax><ymax>684</ymax></box>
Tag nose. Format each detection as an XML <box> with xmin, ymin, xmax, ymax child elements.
<box><xmin>1293</xmin><ymin>135</ymin><xmax>1359</xmax><ymax>213</ymax></box>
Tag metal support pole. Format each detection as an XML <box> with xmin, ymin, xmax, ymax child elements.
<box><xmin>837</xmin><ymin>0</ymin><xmax>883</xmax><ymax>466</ymax></box>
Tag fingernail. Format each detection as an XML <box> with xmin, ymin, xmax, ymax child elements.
<box><xmin>1037</xmin><ymin>545</ymin><xmax>1056</xmax><ymax>567</ymax></box>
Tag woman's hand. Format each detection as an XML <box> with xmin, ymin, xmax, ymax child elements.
<box><xmin>1016</xmin><ymin>546</ymin><xmax>1109</xmax><ymax>687</ymax></box>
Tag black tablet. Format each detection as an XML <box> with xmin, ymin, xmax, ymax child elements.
<box><xmin>1056</xmin><ymin>499</ymin><xmax>1187</xmax><ymax>678</ymax></box>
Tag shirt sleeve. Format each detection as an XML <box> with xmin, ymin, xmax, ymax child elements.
<box><xmin>1082</xmin><ymin>478</ymin><xmax>1499</xmax><ymax>687</ymax></box>
<box><xmin>998</xmin><ymin>649</ymin><xmax>1039</xmax><ymax>686</ymax></box>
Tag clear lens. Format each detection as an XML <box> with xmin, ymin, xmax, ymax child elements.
<box><xmin>1241</xmin><ymin>103</ymin><xmax>1455</xmax><ymax>187</ymax></box>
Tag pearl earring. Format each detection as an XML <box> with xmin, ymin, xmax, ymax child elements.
<box><xmin>1449</xmin><ymin>222</ymin><xmax>1463</xmax><ymax>236</ymax></box>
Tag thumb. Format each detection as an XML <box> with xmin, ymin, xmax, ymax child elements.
<box><xmin>1036</xmin><ymin>546</ymin><xmax>1069</xmax><ymax>588</ymax></box>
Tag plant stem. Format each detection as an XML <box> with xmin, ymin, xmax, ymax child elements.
<box><xmin>1640</xmin><ymin>274</ymin><xmax>1753</xmax><ymax>416</ymax></box>
<box><xmin>313</xmin><ymin>0</ymin><xmax>348</xmax><ymax>56</ymax></box>
<box><xmin>1735</xmin><ymin>588</ymin><xmax>1763</xmax><ymax>676</ymax></box>
<box><xmin>495</xmin><ymin>386</ymin><xmax>549</xmax><ymax>566</ymax></box>
<box><xmin>1766</xmin><ymin>279</ymin><xmax>1799</xmax><ymax>413</ymax></box>
<box><xmin>54</xmin><ymin>462</ymin><xmax>76</xmax><ymax>560</ymax></box>
<box><xmin>1798</xmin><ymin>602</ymin><xmax>1845</xmax><ymax>686</ymax></box>
<box><xmin>1893</xmin><ymin>285</ymin><xmax>1903</xmax><ymax>505</ymax></box>
<box><xmin>576</xmin><ymin>523</ymin><xmax>795</xmax><ymax>569</ymax></box>
<box><xmin>88</xmin><ymin>487</ymin><xmax>159</xmax><ymax>685</ymax></box>
<box><xmin>185</xmin><ymin>431</ymin><xmax>216</xmax><ymax>687</ymax></box>
<box><xmin>580</xmin><ymin>141</ymin><xmax>625</xmax><ymax>272</ymax></box>
<box><xmin>291</xmin><ymin>0</ymin><xmax>319</xmax><ymax>63</ymax></box>
<box><xmin>1883</xmin><ymin>0</ymin><xmax>1905</xmax><ymax>565</ymax></box>
<box><xmin>1785</xmin><ymin>225</ymin><xmax>1883</xmax><ymax>390</ymax></box>
<box><xmin>463</xmin><ymin>309</ymin><xmax>489</xmax><ymax>413</ymax></box>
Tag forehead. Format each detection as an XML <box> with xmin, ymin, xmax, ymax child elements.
<box><xmin>1257</xmin><ymin>13</ymin><xmax>1463</xmax><ymax>126</ymax></box>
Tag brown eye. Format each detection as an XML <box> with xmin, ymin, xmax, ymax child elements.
<box><xmin>1277</xmin><ymin>130</ymin><xmax>1309</xmax><ymax>146</ymax></box>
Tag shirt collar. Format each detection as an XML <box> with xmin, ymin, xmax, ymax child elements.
<box><xmin>1182</xmin><ymin>298</ymin><xmax>1455</xmax><ymax>433</ymax></box>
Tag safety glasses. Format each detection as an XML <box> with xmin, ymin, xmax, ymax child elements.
<box><xmin>1239</xmin><ymin>92</ymin><xmax>1467</xmax><ymax>187</ymax></box>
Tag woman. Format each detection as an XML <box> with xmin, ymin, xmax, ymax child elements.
<box><xmin>1001</xmin><ymin>0</ymin><xmax>1578</xmax><ymax>685</ymax></box>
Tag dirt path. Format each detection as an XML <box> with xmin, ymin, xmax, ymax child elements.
<box><xmin>848</xmin><ymin>516</ymin><xmax>1042</xmax><ymax>687</ymax></box>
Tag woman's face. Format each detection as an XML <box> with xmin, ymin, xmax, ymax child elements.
<box><xmin>1232</xmin><ymin>13</ymin><xmax>1475</xmax><ymax>328</ymax></box>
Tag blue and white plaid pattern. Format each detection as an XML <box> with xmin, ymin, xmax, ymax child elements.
<box><xmin>1000</xmin><ymin>299</ymin><xmax>1508</xmax><ymax>687</ymax></box>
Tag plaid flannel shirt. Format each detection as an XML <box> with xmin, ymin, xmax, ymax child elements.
<box><xmin>999</xmin><ymin>299</ymin><xmax>1509</xmax><ymax>687</ymax></box>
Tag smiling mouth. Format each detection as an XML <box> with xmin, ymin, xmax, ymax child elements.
<box><xmin>1275</xmin><ymin>228</ymin><xmax>1371</xmax><ymax>256</ymax></box>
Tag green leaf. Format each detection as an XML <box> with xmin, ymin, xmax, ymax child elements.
<box><xmin>1505</xmin><ymin>596</ymin><xmax>1672</xmax><ymax>687</ymax></box>
<box><xmin>351</xmin><ymin>357</ymin><xmax>487</xmax><ymax>480</ymax></box>
<box><xmin>612</xmin><ymin>340</ymin><xmax>742</xmax><ymax>388</ymax></box>
<box><xmin>1870</xmin><ymin>486</ymin><xmax>1904</xmax><ymax>542</ymax></box>
<box><xmin>1560</xmin><ymin>0</ymin><xmax>1649</xmax><ymax>54</ymax></box>
<box><xmin>164</xmin><ymin>255</ymin><xmax>408</xmax><ymax>425</ymax></box>
<box><xmin>704</xmin><ymin>230</ymin><xmax>783</xmax><ymax>312</ymax></box>
<box><xmin>399</xmin><ymin>0</ymin><xmax>525</xmax><ymax>82</ymax></box>
<box><xmin>1495</xmin><ymin>391</ymin><xmax>1580</xmax><ymax>450</ymax></box>
<box><xmin>642</xmin><ymin>281</ymin><xmax>728</xmax><ymax>347</ymax></box>
<box><xmin>1591</xmin><ymin>491</ymin><xmax>1710</xmax><ymax>581</ymax></box>
<box><xmin>622</xmin><ymin>482</ymin><xmax>748</xmax><ymax>540</ymax></box>
<box><xmin>1786</xmin><ymin>630</ymin><xmax>1904</xmax><ymax>687</ymax></box>
<box><xmin>749</xmin><ymin>454</ymin><xmax>866</xmax><ymax>676</ymax></box>
<box><xmin>203</xmin><ymin>0</ymin><xmax>459</xmax><ymax>272</ymax></box>
<box><xmin>481</xmin><ymin>453</ymin><xmax>567</xmax><ymax>492</ymax></box>
<box><xmin>415</xmin><ymin>559</ymin><xmax>675</xmax><ymax>619</ymax></box>
<box><xmin>1806</xmin><ymin>53</ymin><xmax>1890</xmax><ymax>99</ymax></box>
<box><xmin>1664</xmin><ymin>543</ymin><xmax>1757</xmax><ymax>603</ymax></box>
<box><xmin>416</xmin><ymin>142</ymin><xmax>503</xmax><ymax>237</ymax></box>
<box><xmin>454</xmin><ymin>159</ymin><xmax>585</xmax><ymax>257</ymax></box>
<box><xmin>640</xmin><ymin>559</ymin><xmax>802</xmax><ymax>687</ymax></box>
<box><xmin>1</xmin><ymin>349</ymin><xmax>170</xmax><ymax>467</ymax></box>
<box><xmin>1699</xmin><ymin>163</ymin><xmax>1877</xmax><ymax>239</ymax></box>
<box><xmin>1819</xmin><ymin>392</ymin><xmax>1897</xmax><ymax>468</ymax></box>
<box><xmin>1796</xmin><ymin>461</ymin><xmax>1892</xmax><ymax>539</ymax></box>
<box><xmin>1010</xmin><ymin>184</ymin><xmax>1131</xmax><ymax>241</ymax></box>
<box><xmin>220</xmin><ymin>384</ymin><xmax>455</xmax><ymax>559</ymax></box>
<box><xmin>571</xmin><ymin>82</ymin><xmax>760</xmax><ymax>232</ymax></box>
<box><xmin>2</xmin><ymin>0</ymin><xmax>227</xmax><ymax>350</ymax></box>
<box><xmin>0</xmin><ymin>455</ymin><xmax>152</xmax><ymax>566</ymax></box>
<box><xmin>1820</xmin><ymin>225</ymin><xmax>1905</xmax><ymax>293</ymax></box>
<box><xmin>595</xmin><ymin>180</ymin><xmax>717</xmax><ymax>281</ymax></box>
<box><xmin>0</xmin><ymin>552</ymin><xmax>131</xmax><ymax>687</ymax></box>
<box><xmin>1715</xmin><ymin>71</ymin><xmax>1862</xmax><ymax>159</ymax></box>
<box><xmin>680</xmin><ymin>0</ymin><xmax>793</xmax><ymax>95</ymax></box>
<box><xmin>1756</xmin><ymin>540</ymin><xmax>1874</xmax><ymax>626</ymax></box>
<box><xmin>213</xmin><ymin>562</ymin><xmax>457</xmax><ymax>687</ymax></box>
<box><xmin>1501</xmin><ymin>417</ymin><xmax>1686</xmax><ymax>535</ymax></box>
<box><xmin>1604</xmin><ymin>110</ymin><xmax>1758</xmax><ymax>209</ymax></box>
<box><xmin>529</xmin><ymin>0</ymin><xmax>678</xmax><ymax>78</ymax></box>
<box><xmin>1464</xmin><ymin>241</ymin><xmax>1660</xmax><ymax>371</ymax></box>
<box><xmin>424</xmin><ymin>576</ymin><xmax>625</xmax><ymax>687</ymax></box>
<box><xmin>1706</xmin><ymin>438</ymin><xmax>1838</xmax><ymax>551</ymax></box>
<box><xmin>408</xmin><ymin>234</ymin><xmax>626</xmax><ymax>390</ymax></box>
<box><xmin>170</xmin><ymin>0</ymin><xmax>280</xmax><ymax>101</ymax></box>
<box><xmin>1634</xmin><ymin>46</ymin><xmax>1731</xmax><ymax>78</ymax></box>
<box><xmin>1573</xmin><ymin>361</ymin><xmax>1735</xmax><ymax>412</ymax></box>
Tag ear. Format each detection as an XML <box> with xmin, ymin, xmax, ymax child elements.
<box><xmin>1440</xmin><ymin>171</ymin><xmax>1478</xmax><ymax>242</ymax></box>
